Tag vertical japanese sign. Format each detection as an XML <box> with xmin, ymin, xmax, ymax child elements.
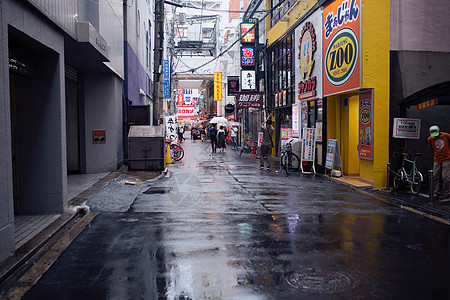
<box><xmin>302</xmin><ymin>128</ymin><xmax>316</xmax><ymax>162</ymax></box>
<box><xmin>165</xmin><ymin>116</ymin><xmax>178</xmax><ymax>141</ymax></box>
<box><xmin>164</xmin><ymin>60</ymin><xmax>170</xmax><ymax>99</ymax></box>
<box><xmin>227</xmin><ymin>76</ymin><xmax>239</xmax><ymax>95</ymax></box>
<box><xmin>292</xmin><ymin>103</ymin><xmax>300</xmax><ymax>137</ymax></box>
<box><xmin>214</xmin><ymin>72</ymin><xmax>222</xmax><ymax>101</ymax></box>
<box><xmin>323</xmin><ymin>0</ymin><xmax>361</xmax><ymax>96</ymax></box>
<box><xmin>358</xmin><ymin>89</ymin><xmax>373</xmax><ymax>160</ymax></box>
<box><xmin>295</xmin><ymin>10</ymin><xmax>323</xmax><ymax>101</ymax></box>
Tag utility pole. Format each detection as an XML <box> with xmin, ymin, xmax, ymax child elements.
<box><xmin>153</xmin><ymin>0</ymin><xmax>165</xmax><ymax>124</ymax></box>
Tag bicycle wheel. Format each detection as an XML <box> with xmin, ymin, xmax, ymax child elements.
<box><xmin>281</xmin><ymin>153</ymin><xmax>300</xmax><ymax>172</ymax></box>
<box><xmin>170</xmin><ymin>144</ymin><xmax>184</xmax><ymax>161</ymax></box>
<box><xmin>393</xmin><ymin>170</ymin><xmax>403</xmax><ymax>190</ymax></box>
<box><xmin>410</xmin><ymin>171</ymin><xmax>423</xmax><ymax>195</ymax></box>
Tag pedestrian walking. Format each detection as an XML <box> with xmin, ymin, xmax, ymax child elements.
<box><xmin>260</xmin><ymin>118</ymin><xmax>274</xmax><ymax>170</ymax></box>
<box><xmin>428</xmin><ymin>125</ymin><xmax>450</xmax><ymax>200</ymax></box>
<box><xmin>209</xmin><ymin>124</ymin><xmax>218</xmax><ymax>153</ymax></box>
<box><xmin>178</xmin><ymin>125</ymin><xmax>185</xmax><ymax>143</ymax></box>
<box><xmin>217</xmin><ymin>125</ymin><xmax>226</xmax><ymax>152</ymax></box>
<box><xmin>230</xmin><ymin>126</ymin><xmax>238</xmax><ymax>150</ymax></box>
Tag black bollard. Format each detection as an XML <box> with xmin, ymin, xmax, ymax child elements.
<box><xmin>429</xmin><ymin>169</ymin><xmax>433</xmax><ymax>204</ymax></box>
<box><xmin>386</xmin><ymin>163</ymin><xmax>391</xmax><ymax>190</ymax></box>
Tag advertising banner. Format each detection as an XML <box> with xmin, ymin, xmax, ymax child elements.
<box><xmin>393</xmin><ymin>118</ymin><xmax>421</xmax><ymax>139</ymax></box>
<box><xmin>295</xmin><ymin>9</ymin><xmax>323</xmax><ymax>101</ymax></box>
<box><xmin>292</xmin><ymin>103</ymin><xmax>300</xmax><ymax>137</ymax></box>
<box><xmin>164</xmin><ymin>80</ymin><xmax>170</xmax><ymax>99</ymax></box>
<box><xmin>163</xmin><ymin>59</ymin><xmax>169</xmax><ymax>79</ymax></box>
<box><xmin>236</xmin><ymin>92</ymin><xmax>263</xmax><ymax>110</ymax></box>
<box><xmin>323</xmin><ymin>0</ymin><xmax>361</xmax><ymax>96</ymax></box>
<box><xmin>214</xmin><ymin>72</ymin><xmax>222</xmax><ymax>101</ymax></box>
<box><xmin>358</xmin><ymin>89</ymin><xmax>373</xmax><ymax>159</ymax></box>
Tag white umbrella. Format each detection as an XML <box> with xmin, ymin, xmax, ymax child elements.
<box><xmin>209</xmin><ymin>117</ymin><xmax>228</xmax><ymax>124</ymax></box>
<box><xmin>230</xmin><ymin>122</ymin><xmax>242</xmax><ymax>127</ymax></box>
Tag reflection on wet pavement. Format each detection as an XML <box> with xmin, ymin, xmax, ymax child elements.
<box><xmin>21</xmin><ymin>140</ymin><xmax>450</xmax><ymax>299</ymax></box>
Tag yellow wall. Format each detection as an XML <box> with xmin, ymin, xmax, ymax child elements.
<box><xmin>361</xmin><ymin>0</ymin><xmax>390</xmax><ymax>188</ymax></box>
<box><xmin>266</xmin><ymin>0</ymin><xmax>319</xmax><ymax>46</ymax></box>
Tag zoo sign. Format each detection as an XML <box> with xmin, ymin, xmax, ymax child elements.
<box><xmin>323</xmin><ymin>0</ymin><xmax>361</xmax><ymax>96</ymax></box>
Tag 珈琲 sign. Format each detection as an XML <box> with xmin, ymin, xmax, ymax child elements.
<box><xmin>236</xmin><ymin>92</ymin><xmax>263</xmax><ymax>110</ymax></box>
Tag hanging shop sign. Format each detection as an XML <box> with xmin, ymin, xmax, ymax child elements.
<box><xmin>323</xmin><ymin>0</ymin><xmax>361</xmax><ymax>96</ymax></box>
<box><xmin>241</xmin><ymin>46</ymin><xmax>256</xmax><ymax>67</ymax></box>
<box><xmin>358</xmin><ymin>89</ymin><xmax>374</xmax><ymax>159</ymax></box>
<box><xmin>227</xmin><ymin>76</ymin><xmax>240</xmax><ymax>95</ymax></box>
<box><xmin>295</xmin><ymin>10</ymin><xmax>323</xmax><ymax>100</ymax></box>
<box><xmin>236</xmin><ymin>92</ymin><xmax>263</xmax><ymax>110</ymax></box>
<box><xmin>393</xmin><ymin>118</ymin><xmax>421</xmax><ymax>139</ymax></box>
<box><xmin>241</xmin><ymin>70</ymin><xmax>256</xmax><ymax>90</ymax></box>
<box><xmin>240</xmin><ymin>23</ymin><xmax>256</xmax><ymax>44</ymax></box>
<box><xmin>214</xmin><ymin>72</ymin><xmax>222</xmax><ymax>101</ymax></box>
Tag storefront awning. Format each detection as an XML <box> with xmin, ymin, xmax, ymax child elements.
<box><xmin>398</xmin><ymin>81</ymin><xmax>450</xmax><ymax>107</ymax></box>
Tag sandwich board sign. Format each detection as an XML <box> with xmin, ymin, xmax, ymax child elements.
<box><xmin>301</xmin><ymin>128</ymin><xmax>316</xmax><ymax>174</ymax></box>
<box><xmin>325</xmin><ymin>139</ymin><xmax>342</xmax><ymax>176</ymax></box>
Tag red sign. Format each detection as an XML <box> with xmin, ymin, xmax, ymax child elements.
<box><xmin>358</xmin><ymin>90</ymin><xmax>373</xmax><ymax>160</ymax></box>
<box><xmin>417</xmin><ymin>98</ymin><xmax>438</xmax><ymax>110</ymax></box>
<box><xmin>236</xmin><ymin>92</ymin><xmax>263</xmax><ymax>110</ymax></box>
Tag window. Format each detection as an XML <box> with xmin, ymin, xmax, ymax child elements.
<box><xmin>137</xmin><ymin>9</ymin><xmax>141</xmax><ymax>37</ymax></box>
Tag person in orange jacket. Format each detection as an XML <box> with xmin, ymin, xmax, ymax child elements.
<box><xmin>428</xmin><ymin>125</ymin><xmax>450</xmax><ymax>200</ymax></box>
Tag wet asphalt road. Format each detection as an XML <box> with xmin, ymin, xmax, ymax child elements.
<box><xmin>23</xmin><ymin>139</ymin><xmax>450</xmax><ymax>299</ymax></box>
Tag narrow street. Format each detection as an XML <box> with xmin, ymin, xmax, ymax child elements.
<box><xmin>21</xmin><ymin>138</ymin><xmax>450</xmax><ymax>299</ymax></box>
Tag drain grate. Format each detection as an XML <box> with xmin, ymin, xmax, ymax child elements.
<box><xmin>143</xmin><ymin>187</ymin><xmax>173</xmax><ymax>194</ymax></box>
<box><xmin>286</xmin><ymin>268</ymin><xmax>354</xmax><ymax>293</ymax></box>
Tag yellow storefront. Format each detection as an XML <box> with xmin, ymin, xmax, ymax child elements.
<box><xmin>266</xmin><ymin>0</ymin><xmax>390</xmax><ymax>188</ymax></box>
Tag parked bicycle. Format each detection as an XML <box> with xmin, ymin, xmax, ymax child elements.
<box><xmin>239</xmin><ymin>140</ymin><xmax>256</xmax><ymax>157</ymax></box>
<box><xmin>281</xmin><ymin>141</ymin><xmax>300</xmax><ymax>176</ymax></box>
<box><xmin>392</xmin><ymin>152</ymin><xmax>423</xmax><ymax>194</ymax></box>
<box><xmin>166</xmin><ymin>140</ymin><xmax>184</xmax><ymax>161</ymax></box>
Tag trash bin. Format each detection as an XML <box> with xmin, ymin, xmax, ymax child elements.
<box><xmin>128</xmin><ymin>126</ymin><xmax>165</xmax><ymax>171</ymax></box>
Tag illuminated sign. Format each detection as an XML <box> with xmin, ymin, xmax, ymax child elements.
<box><xmin>241</xmin><ymin>47</ymin><xmax>256</xmax><ymax>67</ymax></box>
<box><xmin>240</xmin><ymin>23</ymin><xmax>255</xmax><ymax>43</ymax></box>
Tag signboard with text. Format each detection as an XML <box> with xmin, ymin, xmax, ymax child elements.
<box><xmin>393</xmin><ymin>118</ymin><xmax>421</xmax><ymax>139</ymax></box>
<box><xmin>241</xmin><ymin>46</ymin><xmax>256</xmax><ymax>67</ymax></box>
<box><xmin>358</xmin><ymin>89</ymin><xmax>373</xmax><ymax>159</ymax></box>
<box><xmin>236</xmin><ymin>92</ymin><xmax>263</xmax><ymax>110</ymax></box>
<box><xmin>214</xmin><ymin>72</ymin><xmax>222</xmax><ymax>101</ymax></box>
<box><xmin>240</xmin><ymin>23</ymin><xmax>255</xmax><ymax>43</ymax></box>
<box><xmin>241</xmin><ymin>70</ymin><xmax>256</xmax><ymax>90</ymax></box>
<box><xmin>323</xmin><ymin>0</ymin><xmax>361</xmax><ymax>96</ymax></box>
<box><xmin>227</xmin><ymin>76</ymin><xmax>239</xmax><ymax>95</ymax></box>
<box><xmin>295</xmin><ymin>10</ymin><xmax>323</xmax><ymax>101</ymax></box>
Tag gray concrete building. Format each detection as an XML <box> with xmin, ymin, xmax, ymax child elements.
<box><xmin>0</xmin><ymin>0</ymin><xmax>124</xmax><ymax>264</ymax></box>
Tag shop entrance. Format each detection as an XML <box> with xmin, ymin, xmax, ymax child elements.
<box><xmin>9</xmin><ymin>27</ymin><xmax>64</xmax><ymax>214</ymax></box>
<box><xmin>341</xmin><ymin>95</ymin><xmax>360</xmax><ymax>176</ymax></box>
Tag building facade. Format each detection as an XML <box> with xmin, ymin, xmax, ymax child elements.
<box><xmin>1</xmin><ymin>0</ymin><xmax>124</xmax><ymax>264</ymax></box>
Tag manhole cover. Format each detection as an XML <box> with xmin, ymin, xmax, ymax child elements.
<box><xmin>119</xmin><ymin>217</ymin><xmax>139</xmax><ymax>223</ymax></box>
<box><xmin>286</xmin><ymin>269</ymin><xmax>354</xmax><ymax>293</ymax></box>
<box><xmin>143</xmin><ymin>187</ymin><xmax>172</xmax><ymax>194</ymax></box>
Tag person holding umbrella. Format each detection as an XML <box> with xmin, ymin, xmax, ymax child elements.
<box><xmin>209</xmin><ymin>124</ymin><xmax>218</xmax><ymax>153</ymax></box>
